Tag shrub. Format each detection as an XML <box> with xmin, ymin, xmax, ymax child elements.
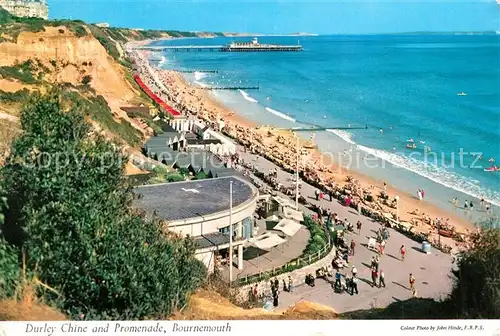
<box><xmin>0</xmin><ymin>61</ymin><xmax>38</xmax><ymax>84</ymax></box>
<box><xmin>0</xmin><ymin>238</ymin><xmax>20</xmax><ymax>299</ymax></box>
<box><xmin>178</xmin><ymin>167</ymin><xmax>190</xmax><ymax>176</ymax></box>
<box><xmin>302</xmin><ymin>215</ymin><xmax>329</xmax><ymax>255</ymax></box>
<box><xmin>89</xmin><ymin>26</ymin><xmax>121</xmax><ymax>61</ymax></box>
<box><xmin>0</xmin><ymin>91</ymin><xmax>206</xmax><ymax>319</ymax></box>
<box><xmin>63</xmin><ymin>92</ymin><xmax>140</xmax><ymax>146</ymax></box>
<box><xmin>448</xmin><ymin>220</ymin><xmax>500</xmax><ymax>318</ymax></box>
<box><xmin>73</xmin><ymin>25</ymin><xmax>87</xmax><ymax>38</ymax></box>
<box><xmin>81</xmin><ymin>75</ymin><xmax>92</xmax><ymax>85</ymax></box>
<box><xmin>167</xmin><ymin>174</ymin><xmax>184</xmax><ymax>182</ymax></box>
<box><xmin>0</xmin><ymin>88</ymin><xmax>30</xmax><ymax>103</ymax></box>
<box><xmin>0</xmin><ymin>191</ymin><xmax>20</xmax><ymax>299</ymax></box>
<box><xmin>194</xmin><ymin>171</ymin><xmax>207</xmax><ymax>180</ymax></box>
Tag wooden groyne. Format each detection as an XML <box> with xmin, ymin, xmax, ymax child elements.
<box><xmin>177</xmin><ymin>70</ymin><xmax>218</xmax><ymax>74</ymax></box>
<box><xmin>198</xmin><ymin>86</ymin><xmax>259</xmax><ymax>91</ymax></box>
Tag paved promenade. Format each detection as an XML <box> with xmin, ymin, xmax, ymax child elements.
<box><xmin>238</xmin><ymin>149</ymin><xmax>455</xmax><ymax>313</ymax></box>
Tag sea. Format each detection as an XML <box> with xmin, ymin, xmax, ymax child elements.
<box><xmin>149</xmin><ymin>34</ymin><xmax>500</xmax><ymax>224</ymax></box>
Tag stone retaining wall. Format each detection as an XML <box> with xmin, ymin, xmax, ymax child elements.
<box><xmin>236</xmin><ymin>244</ymin><xmax>337</xmax><ymax>302</ymax></box>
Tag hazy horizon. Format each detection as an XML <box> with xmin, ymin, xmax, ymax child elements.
<box><xmin>48</xmin><ymin>0</ymin><xmax>499</xmax><ymax>35</ymax></box>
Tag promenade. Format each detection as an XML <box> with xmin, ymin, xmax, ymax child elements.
<box><xmin>130</xmin><ymin>50</ymin><xmax>457</xmax><ymax>313</ymax></box>
<box><xmin>237</xmin><ymin>148</ymin><xmax>455</xmax><ymax>313</ymax></box>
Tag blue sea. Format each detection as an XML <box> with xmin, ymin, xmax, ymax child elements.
<box><xmin>151</xmin><ymin>35</ymin><xmax>500</xmax><ymax>223</ymax></box>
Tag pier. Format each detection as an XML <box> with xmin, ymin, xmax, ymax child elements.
<box><xmin>135</xmin><ymin>37</ymin><xmax>303</xmax><ymax>53</ymax></box>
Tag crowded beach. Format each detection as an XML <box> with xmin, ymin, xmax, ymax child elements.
<box><xmin>127</xmin><ymin>43</ymin><xmax>483</xmax><ymax>254</ymax></box>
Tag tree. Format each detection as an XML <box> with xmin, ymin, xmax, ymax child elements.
<box><xmin>0</xmin><ymin>188</ymin><xmax>20</xmax><ymax>299</ymax></box>
<box><xmin>1</xmin><ymin>90</ymin><xmax>206</xmax><ymax>319</ymax></box>
<box><xmin>448</xmin><ymin>220</ymin><xmax>500</xmax><ymax>318</ymax></box>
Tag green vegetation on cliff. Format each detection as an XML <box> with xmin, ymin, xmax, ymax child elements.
<box><xmin>0</xmin><ymin>8</ymin><xmax>87</xmax><ymax>42</ymax></box>
<box><xmin>0</xmin><ymin>91</ymin><xmax>206</xmax><ymax>319</ymax></box>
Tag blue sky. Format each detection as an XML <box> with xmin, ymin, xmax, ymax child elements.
<box><xmin>49</xmin><ymin>1</ymin><xmax>499</xmax><ymax>34</ymax></box>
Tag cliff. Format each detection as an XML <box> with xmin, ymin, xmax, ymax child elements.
<box><xmin>0</xmin><ymin>9</ymin><xmax>166</xmax><ymax>160</ymax></box>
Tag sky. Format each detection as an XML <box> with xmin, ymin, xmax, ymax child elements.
<box><xmin>48</xmin><ymin>1</ymin><xmax>499</xmax><ymax>34</ymax></box>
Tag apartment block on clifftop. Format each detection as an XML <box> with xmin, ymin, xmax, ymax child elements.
<box><xmin>0</xmin><ymin>0</ymin><xmax>48</xmax><ymax>20</ymax></box>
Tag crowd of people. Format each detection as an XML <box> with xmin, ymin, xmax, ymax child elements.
<box><xmin>127</xmin><ymin>48</ymin><xmax>478</xmax><ymax>309</ymax></box>
<box><xmin>129</xmin><ymin>48</ymin><xmax>475</xmax><ymax>248</ymax></box>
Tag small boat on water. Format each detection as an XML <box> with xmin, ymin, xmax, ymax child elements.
<box><xmin>406</xmin><ymin>143</ymin><xmax>417</xmax><ymax>149</ymax></box>
<box><xmin>457</xmin><ymin>92</ymin><xmax>467</xmax><ymax>96</ymax></box>
<box><xmin>484</xmin><ymin>166</ymin><xmax>499</xmax><ymax>172</ymax></box>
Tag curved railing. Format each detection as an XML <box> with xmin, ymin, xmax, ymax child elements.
<box><xmin>235</xmin><ymin>222</ymin><xmax>334</xmax><ymax>287</ymax></box>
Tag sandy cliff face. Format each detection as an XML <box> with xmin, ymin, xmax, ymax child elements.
<box><xmin>0</xmin><ymin>26</ymin><xmax>138</xmax><ymax>116</ymax></box>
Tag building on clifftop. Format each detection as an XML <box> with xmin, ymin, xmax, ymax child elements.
<box><xmin>0</xmin><ymin>0</ymin><xmax>48</xmax><ymax>20</ymax></box>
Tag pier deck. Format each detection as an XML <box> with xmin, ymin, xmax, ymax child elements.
<box><xmin>135</xmin><ymin>45</ymin><xmax>302</xmax><ymax>52</ymax></box>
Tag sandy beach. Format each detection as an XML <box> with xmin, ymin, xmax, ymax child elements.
<box><xmin>129</xmin><ymin>45</ymin><xmax>474</xmax><ymax>244</ymax></box>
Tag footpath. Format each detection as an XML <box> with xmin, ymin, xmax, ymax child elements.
<box><xmin>237</xmin><ymin>148</ymin><xmax>454</xmax><ymax>313</ymax></box>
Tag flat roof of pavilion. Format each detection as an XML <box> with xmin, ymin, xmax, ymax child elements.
<box><xmin>133</xmin><ymin>176</ymin><xmax>258</xmax><ymax>221</ymax></box>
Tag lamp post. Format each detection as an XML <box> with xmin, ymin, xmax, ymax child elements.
<box><xmin>295</xmin><ymin>135</ymin><xmax>300</xmax><ymax>210</ymax></box>
<box><xmin>276</xmin><ymin>126</ymin><xmax>367</xmax><ymax>210</ymax></box>
<box><xmin>395</xmin><ymin>195</ymin><xmax>400</xmax><ymax>223</ymax></box>
<box><xmin>229</xmin><ymin>181</ymin><xmax>233</xmax><ymax>283</ymax></box>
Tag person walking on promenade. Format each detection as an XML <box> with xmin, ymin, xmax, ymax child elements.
<box><xmin>351</xmin><ymin>276</ymin><xmax>359</xmax><ymax>295</ymax></box>
<box><xmin>334</xmin><ymin>269</ymin><xmax>342</xmax><ymax>290</ymax></box>
<box><xmin>329</xmin><ymin>190</ymin><xmax>333</xmax><ymax>202</ymax></box>
<box><xmin>288</xmin><ymin>275</ymin><xmax>293</xmax><ymax>293</ymax></box>
<box><xmin>379</xmin><ymin>270</ymin><xmax>386</xmax><ymax>288</ymax></box>
<box><xmin>371</xmin><ymin>268</ymin><xmax>378</xmax><ymax>287</ymax></box>
<box><xmin>253</xmin><ymin>284</ymin><xmax>258</xmax><ymax>302</ymax></box>
<box><xmin>409</xmin><ymin>273</ymin><xmax>416</xmax><ymax>297</ymax></box>
<box><xmin>356</xmin><ymin>221</ymin><xmax>362</xmax><ymax>234</ymax></box>
<box><xmin>351</xmin><ymin>265</ymin><xmax>358</xmax><ymax>278</ymax></box>
<box><xmin>400</xmin><ymin>244</ymin><xmax>406</xmax><ymax>262</ymax></box>
<box><xmin>274</xmin><ymin>279</ymin><xmax>280</xmax><ymax>294</ymax></box>
<box><xmin>379</xmin><ymin>240</ymin><xmax>386</xmax><ymax>255</ymax></box>
<box><xmin>315</xmin><ymin>189</ymin><xmax>320</xmax><ymax>201</ymax></box>
<box><xmin>273</xmin><ymin>288</ymin><xmax>279</xmax><ymax>307</ymax></box>
<box><xmin>350</xmin><ymin>240</ymin><xmax>356</xmax><ymax>256</ymax></box>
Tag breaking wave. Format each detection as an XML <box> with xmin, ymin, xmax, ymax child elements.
<box><xmin>356</xmin><ymin>144</ymin><xmax>500</xmax><ymax>207</ymax></box>
<box><xmin>265</xmin><ymin>107</ymin><xmax>296</xmax><ymax>122</ymax></box>
<box><xmin>239</xmin><ymin>90</ymin><xmax>258</xmax><ymax>103</ymax></box>
<box><xmin>326</xmin><ymin>129</ymin><xmax>356</xmax><ymax>145</ymax></box>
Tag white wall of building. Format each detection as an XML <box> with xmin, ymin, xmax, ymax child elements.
<box><xmin>167</xmin><ymin>196</ymin><xmax>257</xmax><ymax>237</ymax></box>
<box><xmin>195</xmin><ymin>249</ymin><xmax>215</xmax><ymax>274</ymax></box>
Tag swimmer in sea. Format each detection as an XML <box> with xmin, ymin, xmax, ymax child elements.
<box><xmin>379</xmin><ymin>129</ymin><xmax>383</xmax><ymax>134</ymax></box>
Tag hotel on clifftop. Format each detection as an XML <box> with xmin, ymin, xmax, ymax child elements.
<box><xmin>0</xmin><ymin>0</ymin><xmax>48</xmax><ymax>20</ymax></box>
